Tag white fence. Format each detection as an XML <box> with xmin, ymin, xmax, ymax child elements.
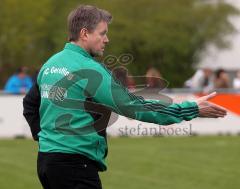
<box><xmin>0</xmin><ymin>93</ymin><xmax>239</xmax><ymax>138</ymax></box>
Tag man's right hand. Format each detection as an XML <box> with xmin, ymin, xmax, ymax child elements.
<box><xmin>196</xmin><ymin>92</ymin><xmax>227</xmax><ymax>118</ymax></box>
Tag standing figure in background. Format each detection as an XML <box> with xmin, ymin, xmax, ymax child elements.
<box><xmin>112</xmin><ymin>67</ymin><xmax>128</xmax><ymax>87</ymax></box>
<box><xmin>146</xmin><ymin>66</ymin><xmax>162</xmax><ymax>88</ymax></box>
<box><xmin>112</xmin><ymin>67</ymin><xmax>135</xmax><ymax>89</ymax></box>
<box><xmin>233</xmin><ymin>70</ymin><xmax>240</xmax><ymax>89</ymax></box>
<box><xmin>4</xmin><ymin>67</ymin><xmax>33</xmax><ymax>94</ymax></box>
<box><xmin>184</xmin><ymin>68</ymin><xmax>213</xmax><ymax>91</ymax></box>
<box><xmin>214</xmin><ymin>69</ymin><xmax>230</xmax><ymax>89</ymax></box>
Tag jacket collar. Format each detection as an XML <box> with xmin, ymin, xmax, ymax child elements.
<box><xmin>64</xmin><ymin>42</ymin><xmax>93</xmax><ymax>59</ymax></box>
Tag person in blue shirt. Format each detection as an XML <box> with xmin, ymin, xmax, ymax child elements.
<box><xmin>4</xmin><ymin>67</ymin><xmax>33</xmax><ymax>94</ymax></box>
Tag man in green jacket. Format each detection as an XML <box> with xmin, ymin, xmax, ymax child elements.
<box><xmin>23</xmin><ymin>5</ymin><xmax>227</xmax><ymax>189</ymax></box>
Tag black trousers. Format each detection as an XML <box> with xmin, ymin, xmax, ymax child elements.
<box><xmin>37</xmin><ymin>152</ymin><xmax>102</xmax><ymax>189</ymax></box>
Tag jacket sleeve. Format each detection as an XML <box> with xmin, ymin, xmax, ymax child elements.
<box><xmin>88</xmin><ymin>63</ymin><xmax>199</xmax><ymax>125</ymax></box>
<box><xmin>23</xmin><ymin>83</ymin><xmax>41</xmax><ymax>141</ymax></box>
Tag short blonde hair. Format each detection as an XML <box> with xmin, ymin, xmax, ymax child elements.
<box><xmin>67</xmin><ymin>5</ymin><xmax>112</xmax><ymax>41</ymax></box>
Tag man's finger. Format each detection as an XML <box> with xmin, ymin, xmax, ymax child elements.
<box><xmin>198</xmin><ymin>103</ymin><xmax>226</xmax><ymax>113</ymax></box>
<box><xmin>207</xmin><ymin>101</ymin><xmax>228</xmax><ymax>113</ymax></box>
<box><xmin>197</xmin><ymin>92</ymin><xmax>217</xmax><ymax>104</ymax></box>
<box><xmin>200</xmin><ymin>111</ymin><xmax>226</xmax><ymax>118</ymax></box>
<box><xmin>199</xmin><ymin>108</ymin><xmax>227</xmax><ymax>117</ymax></box>
<box><xmin>198</xmin><ymin>101</ymin><xmax>227</xmax><ymax>113</ymax></box>
<box><xmin>202</xmin><ymin>92</ymin><xmax>217</xmax><ymax>101</ymax></box>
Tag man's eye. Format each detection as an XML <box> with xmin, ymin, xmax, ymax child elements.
<box><xmin>100</xmin><ymin>31</ymin><xmax>107</xmax><ymax>36</ymax></box>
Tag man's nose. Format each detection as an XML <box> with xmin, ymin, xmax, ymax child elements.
<box><xmin>104</xmin><ymin>36</ymin><xmax>109</xmax><ymax>43</ymax></box>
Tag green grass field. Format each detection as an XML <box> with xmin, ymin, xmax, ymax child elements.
<box><xmin>0</xmin><ymin>136</ymin><xmax>239</xmax><ymax>189</ymax></box>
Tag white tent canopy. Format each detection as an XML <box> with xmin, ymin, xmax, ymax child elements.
<box><xmin>197</xmin><ymin>0</ymin><xmax>240</xmax><ymax>71</ymax></box>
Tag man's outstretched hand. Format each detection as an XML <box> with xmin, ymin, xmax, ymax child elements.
<box><xmin>196</xmin><ymin>92</ymin><xmax>227</xmax><ymax>118</ymax></box>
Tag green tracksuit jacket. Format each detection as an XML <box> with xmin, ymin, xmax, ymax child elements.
<box><xmin>37</xmin><ymin>43</ymin><xmax>199</xmax><ymax>171</ymax></box>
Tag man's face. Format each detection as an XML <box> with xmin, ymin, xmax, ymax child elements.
<box><xmin>18</xmin><ymin>72</ymin><xmax>26</xmax><ymax>79</ymax></box>
<box><xmin>203</xmin><ymin>68</ymin><xmax>212</xmax><ymax>77</ymax></box>
<box><xmin>86</xmin><ymin>21</ymin><xmax>109</xmax><ymax>57</ymax></box>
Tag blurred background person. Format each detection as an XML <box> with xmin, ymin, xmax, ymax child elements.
<box><xmin>4</xmin><ymin>67</ymin><xmax>33</xmax><ymax>94</ymax></box>
<box><xmin>112</xmin><ymin>67</ymin><xmax>128</xmax><ymax>87</ymax></box>
<box><xmin>214</xmin><ymin>69</ymin><xmax>230</xmax><ymax>88</ymax></box>
<box><xmin>233</xmin><ymin>70</ymin><xmax>240</xmax><ymax>89</ymax></box>
<box><xmin>146</xmin><ymin>66</ymin><xmax>163</xmax><ymax>88</ymax></box>
<box><xmin>112</xmin><ymin>67</ymin><xmax>135</xmax><ymax>89</ymax></box>
<box><xmin>184</xmin><ymin>68</ymin><xmax>213</xmax><ymax>91</ymax></box>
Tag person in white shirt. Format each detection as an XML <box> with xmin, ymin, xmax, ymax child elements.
<box><xmin>184</xmin><ymin>68</ymin><xmax>213</xmax><ymax>92</ymax></box>
<box><xmin>233</xmin><ymin>70</ymin><xmax>240</xmax><ymax>89</ymax></box>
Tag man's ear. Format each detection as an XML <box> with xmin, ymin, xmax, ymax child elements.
<box><xmin>79</xmin><ymin>28</ymin><xmax>88</xmax><ymax>41</ymax></box>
